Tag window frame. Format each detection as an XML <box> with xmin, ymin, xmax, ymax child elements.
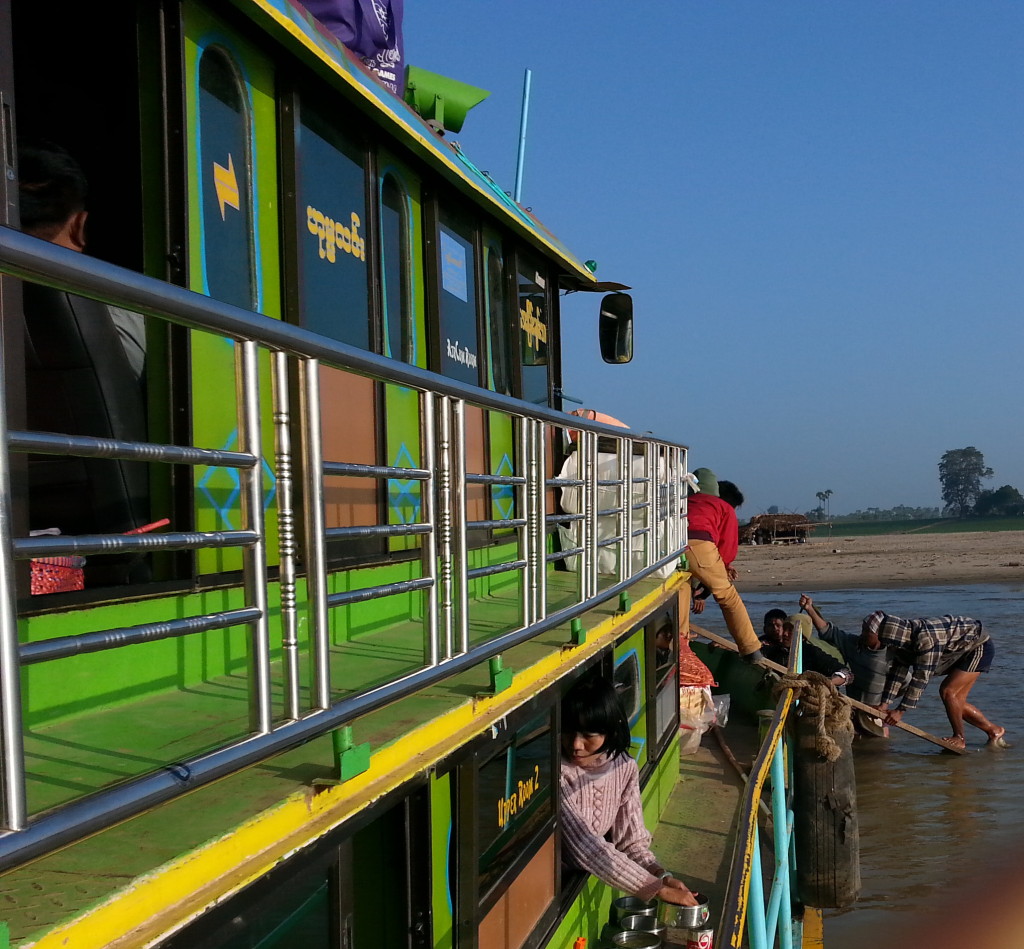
<box><xmin>453</xmin><ymin>694</ymin><xmax>562</xmax><ymax>949</ymax></box>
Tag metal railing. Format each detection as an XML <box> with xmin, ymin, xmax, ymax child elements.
<box><xmin>0</xmin><ymin>226</ymin><xmax>688</xmax><ymax>870</ymax></box>
<box><xmin>719</xmin><ymin>636</ymin><xmax>804</xmax><ymax>949</ymax></box>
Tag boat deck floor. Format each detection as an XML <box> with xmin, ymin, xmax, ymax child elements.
<box><xmin>21</xmin><ymin>572</ymin><xmax>591</xmax><ymax>815</ymax></box>
<box><xmin>652</xmin><ymin>719</ymin><xmax>752</xmax><ymax>935</ymax></box>
<box><xmin>2</xmin><ymin>570</ymin><xmax>673</xmax><ymax>946</ymax></box>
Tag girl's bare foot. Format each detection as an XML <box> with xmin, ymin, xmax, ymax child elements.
<box><xmin>987</xmin><ymin>727</ymin><xmax>1009</xmax><ymax>748</ymax></box>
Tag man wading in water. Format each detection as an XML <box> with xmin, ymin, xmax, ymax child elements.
<box><xmin>861</xmin><ymin>611</ymin><xmax>1007</xmax><ymax>751</ymax></box>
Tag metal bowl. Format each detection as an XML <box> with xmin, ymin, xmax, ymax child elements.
<box><xmin>657</xmin><ymin>891</ymin><xmax>710</xmax><ymax>929</ymax></box>
<box><xmin>611</xmin><ymin>896</ymin><xmax>657</xmax><ymax>921</ymax></box>
<box><xmin>609</xmin><ymin>930</ymin><xmax>661</xmax><ymax>949</ymax></box>
<box><xmin>620</xmin><ymin>914</ymin><xmax>665</xmax><ymax>936</ymax></box>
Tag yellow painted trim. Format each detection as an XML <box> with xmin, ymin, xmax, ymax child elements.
<box><xmin>29</xmin><ymin>575</ymin><xmax>686</xmax><ymax>949</ymax></box>
<box><xmin>234</xmin><ymin>0</ymin><xmax>596</xmax><ymax>284</ymax></box>
<box><xmin>801</xmin><ymin>906</ymin><xmax>825</xmax><ymax>949</ymax></box>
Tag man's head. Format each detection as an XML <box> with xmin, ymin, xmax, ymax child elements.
<box><xmin>654</xmin><ymin>619</ymin><xmax>674</xmax><ymax>654</ymax></box>
<box><xmin>692</xmin><ymin>467</ymin><xmax>719</xmax><ymax>497</ymax></box>
<box><xmin>860</xmin><ymin>610</ymin><xmax>886</xmax><ymax>651</ymax></box>
<box><xmin>763</xmin><ymin>608</ymin><xmax>790</xmax><ymax>646</ymax></box>
<box><xmin>718</xmin><ymin>480</ymin><xmax>744</xmax><ymax>509</ymax></box>
<box><xmin>17</xmin><ymin>141</ymin><xmax>88</xmax><ymax>251</ymax></box>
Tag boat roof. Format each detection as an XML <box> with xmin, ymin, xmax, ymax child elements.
<box><xmin>235</xmin><ymin>0</ymin><xmax>605</xmax><ymax>289</ymax></box>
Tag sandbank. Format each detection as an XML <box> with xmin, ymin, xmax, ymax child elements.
<box><xmin>733</xmin><ymin>529</ymin><xmax>1024</xmax><ymax>594</ymax></box>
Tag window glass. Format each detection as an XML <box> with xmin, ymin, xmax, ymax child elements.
<box><xmin>296</xmin><ymin>107</ymin><xmax>369</xmax><ymax>347</ymax></box>
<box><xmin>653</xmin><ymin>614</ymin><xmax>679</xmax><ymax>749</ymax></box>
<box><xmin>381</xmin><ymin>174</ymin><xmax>413</xmax><ymax>362</ymax></box>
<box><xmin>614</xmin><ymin>624</ymin><xmax>649</xmax><ymax>770</ymax></box>
<box><xmin>484</xmin><ymin>241</ymin><xmax>512</xmax><ymax>396</ymax></box>
<box><xmin>198</xmin><ymin>47</ymin><xmax>255</xmax><ymax>309</ymax></box>
<box><xmin>437</xmin><ymin>209</ymin><xmax>480</xmax><ymax>385</ymax></box>
<box><xmin>517</xmin><ymin>262</ymin><xmax>549</xmax><ymax>405</ymax></box>
<box><xmin>477</xmin><ymin>710</ymin><xmax>553</xmax><ymax>900</ymax></box>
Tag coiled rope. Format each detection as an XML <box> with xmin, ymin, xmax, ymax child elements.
<box><xmin>773</xmin><ymin>670</ymin><xmax>852</xmax><ymax>762</ymax></box>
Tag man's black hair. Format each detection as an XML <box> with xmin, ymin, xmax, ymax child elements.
<box><xmin>763</xmin><ymin>608</ymin><xmax>788</xmax><ymax>631</ymax></box>
<box><xmin>561</xmin><ymin>675</ymin><xmax>633</xmax><ymax>760</ymax></box>
<box><xmin>16</xmin><ymin>140</ymin><xmax>88</xmax><ymax>237</ymax></box>
<box><xmin>718</xmin><ymin>480</ymin><xmax>744</xmax><ymax>508</ymax></box>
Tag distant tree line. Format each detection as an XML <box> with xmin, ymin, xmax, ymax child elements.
<box><xmin>802</xmin><ymin>504</ymin><xmax>941</xmax><ymax>522</ymax></box>
<box><xmin>770</xmin><ymin>446</ymin><xmax>1022</xmax><ymax>522</ymax></box>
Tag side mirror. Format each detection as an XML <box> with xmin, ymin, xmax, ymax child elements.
<box><xmin>599</xmin><ymin>293</ymin><xmax>633</xmax><ymax>364</ymax></box>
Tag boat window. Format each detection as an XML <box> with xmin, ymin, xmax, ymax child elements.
<box><xmin>614</xmin><ymin>649</ymin><xmax>642</xmax><ymax>727</ymax></box>
<box><xmin>483</xmin><ymin>237</ymin><xmax>512</xmax><ymax>396</ymax></box>
<box><xmin>478</xmin><ymin>710</ymin><xmax>554</xmax><ymax>899</ymax></box>
<box><xmin>198</xmin><ymin>46</ymin><xmax>257</xmax><ymax>310</ymax></box>
<box><xmin>517</xmin><ymin>260</ymin><xmax>549</xmax><ymax>406</ymax></box>
<box><xmin>436</xmin><ymin>207</ymin><xmax>480</xmax><ymax>386</ymax></box>
<box><xmin>475</xmin><ymin>708</ymin><xmax>557</xmax><ymax>949</ymax></box>
<box><xmin>614</xmin><ymin>624</ymin><xmax>649</xmax><ymax>770</ymax></box>
<box><xmin>652</xmin><ymin>611</ymin><xmax>680</xmax><ymax>752</ymax></box>
<box><xmin>380</xmin><ymin>172</ymin><xmax>413</xmax><ymax>363</ymax></box>
<box><xmin>295</xmin><ymin>105</ymin><xmax>369</xmax><ymax>348</ymax></box>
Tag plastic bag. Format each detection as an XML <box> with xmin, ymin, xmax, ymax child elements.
<box><xmin>678</xmin><ymin>686</ymin><xmax>716</xmax><ymax>754</ymax></box>
<box><xmin>713</xmin><ymin>694</ymin><xmax>730</xmax><ymax>729</ymax></box>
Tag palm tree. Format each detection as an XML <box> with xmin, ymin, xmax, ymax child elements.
<box><xmin>816</xmin><ymin>490</ymin><xmax>834</xmax><ymax>535</ymax></box>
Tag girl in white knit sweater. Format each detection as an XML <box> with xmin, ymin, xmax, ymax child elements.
<box><xmin>559</xmin><ymin>676</ymin><xmax>698</xmax><ymax>906</ymax></box>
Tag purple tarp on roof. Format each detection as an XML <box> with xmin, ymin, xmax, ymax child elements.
<box><xmin>300</xmin><ymin>0</ymin><xmax>404</xmax><ymax>95</ymax></box>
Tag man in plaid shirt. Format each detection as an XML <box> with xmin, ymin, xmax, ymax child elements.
<box><xmin>860</xmin><ymin>611</ymin><xmax>1006</xmax><ymax>751</ymax></box>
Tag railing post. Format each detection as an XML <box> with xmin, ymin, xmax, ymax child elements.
<box><xmin>437</xmin><ymin>396</ymin><xmax>454</xmax><ymax>660</ymax></box>
<box><xmin>643</xmin><ymin>442</ymin><xmax>653</xmax><ymax>568</ymax></box>
<box><xmin>520</xmin><ymin>416</ymin><xmax>535</xmax><ymax>627</ymax></box>
<box><xmin>298</xmin><ymin>356</ymin><xmax>330</xmax><ymax>710</ymax></box>
<box><xmin>747</xmin><ymin>825</ymin><xmax>770</xmax><ymax>949</ymax></box>
<box><xmin>272</xmin><ymin>351</ymin><xmax>300</xmax><ymax>722</ymax></box>
<box><xmin>237</xmin><ymin>340</ymin><xmax>272</xmax><ymax>735</ymax></box>
<box><xmin>0</xmin><ymin>341</ymin><xmax>26</xmax><ymax>831</ymax></box>
<box><xmin>671</xmin><ymin>446</ymin><xmax>682</xmax><ymax>555</ymax></box>
<box><xmin>421</xmin><ymin>392</ymin><xmax>440</xmax><ymax>667</ymax></box>
<box><xmin>452</xmin><ymin>399</ymin><xmax>469</xmax><ymax>655</ymax></box>
<box><xmin>680</xmin><ymin>446</ymin><xmax>689</xmax><ymax>550</ymax></box>
<box><xmin>581</xmin><ymin>430</ymin><xmax>597</xmax><ymax>600</ymax></box>
<box><xmin>617</xmin><ymin>437</ymin><xmax>629</xmax><ymax>583</ymax></box>
<box><xmin>770</xmin><ymin>738</ymin><xmax>795</xmax><ymax>949</ymax></box>
<box><xmin>535</xmin><ymin>419</ymin><xmax>547</xmax><ymax>619</ymax></box>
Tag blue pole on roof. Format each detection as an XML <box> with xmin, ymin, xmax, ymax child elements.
<box><xmin>513</xmin><ymin>68</ymin><xmax>532</xmax><ymax>204</ymax></box>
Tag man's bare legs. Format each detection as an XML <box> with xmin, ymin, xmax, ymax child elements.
<box><xmin>938</xmin><ymin>670</ymin><xmax>1005</xmax><ymax>748</ymax></box>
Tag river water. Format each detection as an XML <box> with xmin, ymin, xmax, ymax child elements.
<box><xmin>741</xmin><ymin>583</ymin><xmax>1024</xmax><ymax>947</ymax></box>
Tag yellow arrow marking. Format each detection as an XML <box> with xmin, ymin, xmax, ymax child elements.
<box><xmin>213</xmin><ymin>154</ymin><xmax>240</xmax><ymax>220</ymax></box>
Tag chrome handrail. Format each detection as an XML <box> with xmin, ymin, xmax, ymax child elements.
<box><xmin>0</xmin><ymin>226</ymin><xmax>690</xmax><ymax>869</ymax></box>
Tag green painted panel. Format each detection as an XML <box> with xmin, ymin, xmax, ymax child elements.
<box><xmin>183</xmin><ymin>3</ymin><xmax>281</xmax><ymax>574</ymax></box>
<box><xmin>385</xmin><ymin>383</ymin><xmax>423</xmax><ymax>554</ymax></box>
<box><xmin>21</xmin><ymin>585</ymin><xmax>282</xmax><ymax>727</ymax></box>
<box><xmin>430</xmin><ymin>772</ymin><xmax>455</xmax><ymax>949</ymax></box>
<box><xmin>641</xmin><ymin>732</ymin><xmax>681</xmax><ymax>829</ymax></box>
<box><xmin>326</xmin><ymin>560</ymin><xmax>423</xmax><ymax>644</ymax></box>
<box><xmin>20</xmin><ymin>557</ymin><xmax>426</xmax><ymax>727</ymax></box>
<box><xmin>379</xmin><ymin>153</ymin><xmax>426</xmax><ymax>554</ymax></box>
<box><xmin>487</xmin><ymin>411</ymin><xmax>516</xmax><ymax>533</ymax></box>
<box><xmin>543</xmin><ymin>876</ymin><xmax>612</xmax><ymax>949</ymax></box>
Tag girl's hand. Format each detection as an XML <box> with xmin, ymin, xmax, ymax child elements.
<box><xmin>657</xmin><ymin>881</ymin><xmax>698</xmax><ymax>906</ymax></box>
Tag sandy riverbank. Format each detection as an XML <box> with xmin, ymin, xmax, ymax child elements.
<box><xmin>733</xmin><ymin>529</ymin><xmax>1024</xmax><ymax>593</ymax></box>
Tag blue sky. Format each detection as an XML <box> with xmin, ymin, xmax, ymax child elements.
<box><xmin>404</xmin><ymin>2</ymin><xmax>1024</xmax><ymax>516</ymax></box>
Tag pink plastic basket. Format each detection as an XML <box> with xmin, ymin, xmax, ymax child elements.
<box><xmin>30</xmin><ymin>557</ymin><xmax>86</xmax><ymax>595</ymax></box>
